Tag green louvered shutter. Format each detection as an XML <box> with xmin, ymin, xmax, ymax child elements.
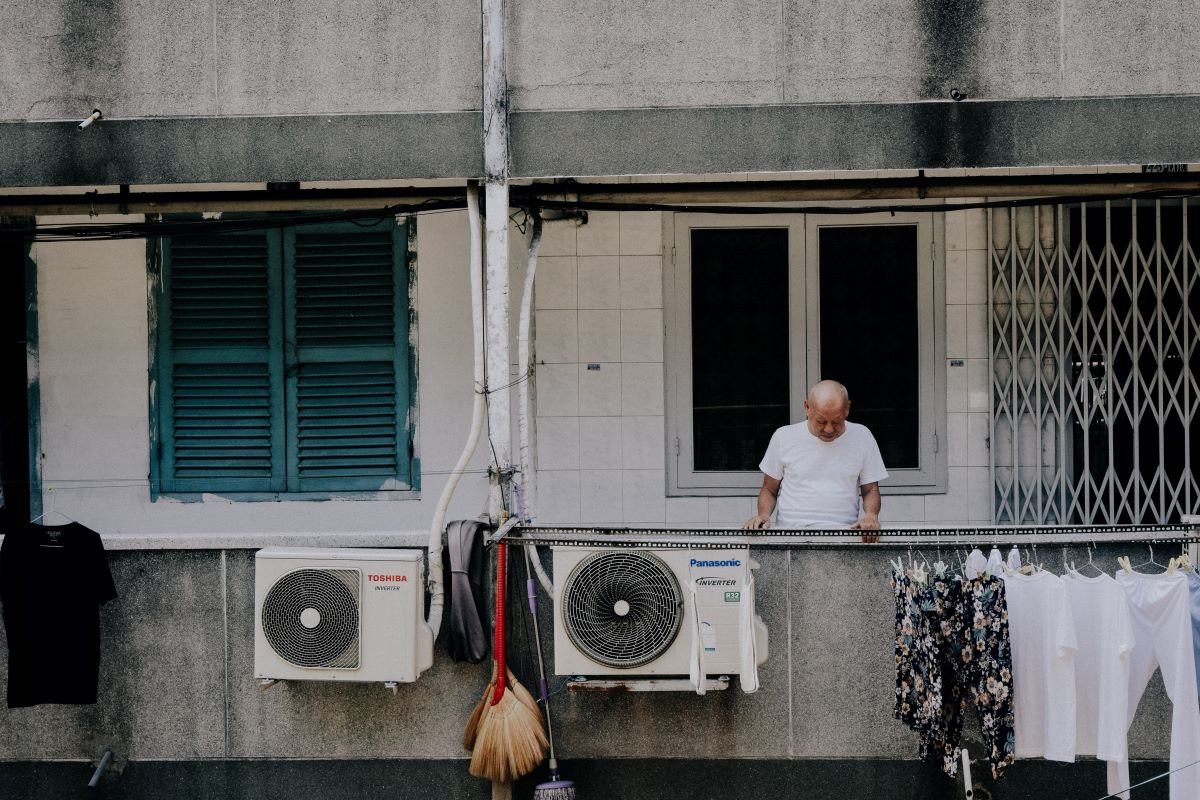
<box><xmin>158</xmin><ymin>231</ymin><xmax>285</xmax><ymax>492</ymax></box>
<box><xmin>283</xmin><ymin>220</ymin><xmax>412</xmax><ymax>491</ymax></box>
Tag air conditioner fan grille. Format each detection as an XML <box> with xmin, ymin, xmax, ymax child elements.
<box><xmin>561</xmin><ymin>551</ymin><xmax>683</xmax><ymax>669</ymax></box>
<box><xmin>261</xmin><ymin>568</ymin><xmax>360</xmax><ymax>669</ymax></box>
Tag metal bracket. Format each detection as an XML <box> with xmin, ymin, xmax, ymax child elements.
<box><xmin>257</xmin><ymin>678</ymin><xmax>279</xmax><ymax>691</ymax></box>
<box><xmin>566</xmin><ymin>675</ymin><xmax>730</xmax><ymax>693</ymax></box>
<box><xmin>383</xmin><ymin>681</ymin><xmax>398</xmax><ymax>695</ymax></box>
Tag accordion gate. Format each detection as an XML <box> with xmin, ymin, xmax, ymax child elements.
<box><xmin>990</xmin><ymin>199</ymin><xmax>1200</xmax><ymax>525</ymax></box>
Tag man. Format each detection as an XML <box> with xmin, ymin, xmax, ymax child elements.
<box><xmin>742</xmin><ymin>380</ymin><xmax>887</xmax><ymax>537</ymax></box>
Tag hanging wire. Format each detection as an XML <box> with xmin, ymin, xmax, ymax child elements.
<box><xmin>1091</xmin><ymin>757</ymin><xmax>1200</xmax><ymax>800</ymax></box>
<box><xmin>6</xmin><ymin>185</ymin><xmax>1200</xmax><ymax>243</ymax></box>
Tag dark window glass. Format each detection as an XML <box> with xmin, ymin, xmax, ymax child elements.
<box><xmin>691</xmin><ymin>229</ymin><xmax>790</xmax><ymax>471</ymax></box>
<box><xmin>818</xmin><ymin>225</ymin><xmax>920</xmax><ymax>469</ymax></box>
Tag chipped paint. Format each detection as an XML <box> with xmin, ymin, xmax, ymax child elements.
<box><xmin>406</xmin><ymin>216</ymin><xmax>421</xmax><ymax>491</ymax></box>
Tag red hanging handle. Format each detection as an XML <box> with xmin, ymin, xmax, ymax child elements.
<box><xmin>490</xmin><ymin>539</ymin><xmax>508</xmax><ymax>705</ymax></box>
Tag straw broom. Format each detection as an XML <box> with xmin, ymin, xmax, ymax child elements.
<box><xmin>469</xmin><ymin>540</ymin><xmax>548</xmax><ymax>783</ymax></box>
<box><xmin>462</xmin><ymin>662</ymin><xmax>497</xmax><ymax>751</ymax></box>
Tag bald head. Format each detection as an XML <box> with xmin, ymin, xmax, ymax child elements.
<box><xmin>804</xmin><ymin>380</ymin><xmax>851</xmax><ymax>442</ymax></box>
<box><xmin>807</xmin><ymin>380</ymin><xmax>850</xmax><ymax>409</ymax></box>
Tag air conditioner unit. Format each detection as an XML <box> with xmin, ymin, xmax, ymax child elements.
<box><xmin>254</xmin><ymin>547</ymin><xmax>433</xmax><ymax>684</ymax></box>
<box><xmin>552</xmin><ymin>547</ymin><xmax>768</xmax><ymax>683</ymax></box>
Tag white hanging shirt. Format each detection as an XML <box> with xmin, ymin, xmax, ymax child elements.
<box><xmin>1109</xmin><ymin>570</ymin><xmax>1200</xmax><ymax>800</ymax></box>
<box><xmin>1062</xmin><ymin>571</ymin><xmax>1134</xmax><ymax>765</ymax></box>
<box><xmin>1003</xmin><ymin>570</ymin><xmax>1078</xmax><ymax>762</ymax></box>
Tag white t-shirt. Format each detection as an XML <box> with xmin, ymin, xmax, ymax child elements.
<box><xmin>1062</xmin><ymin>571</ymin><xmax>1134</xmax><ymax>763</ymax></box>
<box><xmin>758</xmin><ymin>421</ymin><xmax>888</xmax><ymax>528</ymax></box>
<box><xmin>1003</xmin><ymin>570</ymin><xmax>1078</xmax><ymax>762</ymax></box>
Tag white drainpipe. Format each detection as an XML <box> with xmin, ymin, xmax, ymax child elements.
<box><xmin>482</xmin><ymin>0</ymin><xmax>512</xmax><ymax>525</ymax></box>
<box><xmin>424</xmin><ymin>185</ymin><xmax>485</xmax><ymax>638</ymax></box>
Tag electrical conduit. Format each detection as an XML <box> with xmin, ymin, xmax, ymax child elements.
<box><xmin>426</xmin><ymin>184</ymin><xmax>486</xmax><ymax>639</ymax></box>
<box><xmin>515</xmin><ymin>212</ymin><xmax>554</xmax><ymax>596</ymax></box>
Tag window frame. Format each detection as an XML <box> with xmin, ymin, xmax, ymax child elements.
<box><xmin>148</xmin><ymin>215</ymin><xmax>420</xmax><ymax>501</ymax></box>
<box><xmin>664</xmin><ymin>210</ymin><xmax>946</xmax><ymax>497</ymax></box>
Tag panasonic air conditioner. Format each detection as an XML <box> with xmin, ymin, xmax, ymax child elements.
<box><xmin>552</xmin><ymin>547</ymin><xmax>768</xmax><ymax>682</ymax></box>
<box><xmin>254</xmin><ymin>547</ymin><xmax>433</xmax><ymax>685</ymax></box>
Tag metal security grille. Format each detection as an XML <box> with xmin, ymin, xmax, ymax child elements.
<box><xmin>990</xmin><ymin>200</ymin><xmax>1200</xmax><ymax>525</ymax></box>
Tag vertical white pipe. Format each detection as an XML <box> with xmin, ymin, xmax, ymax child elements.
<box><xmin>425</xmin><ymin>186</ymin><xmax>485</xmax><ymax>638</ymax></box>
<box><xmin>481</xmin><ymin>0</ymin><xmax>511</xmax><ymax>526</ymax></box>
<box><xmin>516</xmin><ymin>214</ymin><xmax>555</xmax><ymax>596</ymax></box>
<box><xmin>516</xmin><ymin>213</ymin><xmax>542</xmax><ymax>521</ymax></box>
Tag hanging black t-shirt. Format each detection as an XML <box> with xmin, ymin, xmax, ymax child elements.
<box><xmin>0</xmin><ymin>522</ymin><xmax>117</xmax><ymax>708</ymax></box>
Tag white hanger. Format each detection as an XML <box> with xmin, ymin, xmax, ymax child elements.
<box><xmin>933</xmin><ymin>533</ymin><xmax>948</xmax><ymax>578</ymax></box>
<box><xmin>1074</xmin><ymin>542</ymin><xmax>1105</xmax><ymax>577</ymax></box>
<box><xmin>29</xmin><ymin>509</ymin><xmax>73</xmax><ymax>525</ymax></box>
<box><xmin>29</xmin><ymin>490</ymin><xmax>74</xmax><ymax>525</ymax></box>
<box><xmin>1128</xmin><ymin>544</ymin><xmax>1165</xmax><ymax>573</ymax></box>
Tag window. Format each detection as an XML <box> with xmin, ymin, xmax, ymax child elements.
<box><xmin>665</xmin><ymin>212</ymin><xmax>945</xmax><ymax>495</ymax></box>
<box><xmin>151</xmin><ymin>218</ymin><xmax>417</xmax><ymax>495</ymax></box>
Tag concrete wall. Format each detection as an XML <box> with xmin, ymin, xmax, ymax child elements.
<box><xmin>6</xmin><ymin>2</ymin><xmax>1200</xmax><ymax>183</ymax></box>
<box><xmin>5</xmin><ymin>0</ymin><xmax>1200</xmax><ymax>122</ymax></box>
<box><xmin>0</xmin><ymin>0</ymin><xmax>481</xmax><ymax>121</ymax></box>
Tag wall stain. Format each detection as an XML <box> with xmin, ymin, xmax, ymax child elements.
<box><xmin>62</xmin><ymin>0</ymin><xmax>124</xmax><ymax>94</ymax></box>
<box><xmin>914</xmin><ymin>0</ymin><xmax>989</xmax><ymax>168</ymax></box>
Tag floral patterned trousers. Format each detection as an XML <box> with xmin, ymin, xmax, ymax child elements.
<box><xmin>893</xmin><ymin>571</ymin><xmax>1016</xmax><ymax>779</ymax></box>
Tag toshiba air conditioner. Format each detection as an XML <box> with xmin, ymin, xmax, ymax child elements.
<box><xmin>552</xmin><ymin>547</ymin><xmax>768</xmax><ymax>686</ymax></box>
<box><xmin>254</xmin><ymin>547</ymin><xmax>433</xmax><ymax>685</ymax></box>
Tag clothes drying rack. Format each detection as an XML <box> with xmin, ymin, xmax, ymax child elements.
<box><xmin>504</xmin><ymin>523</ymin><xmax>1199</xmax><ymax>550</ymax></box>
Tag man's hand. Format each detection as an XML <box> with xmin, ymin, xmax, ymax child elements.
<box><xmin>854</xmin><ymin>482</ymin><xmax>882</xmax><ymax>542</ymax></box>
<box><xmin>742</xmin><ymin>514</ymin><xmax>772</xmax><ymax>530</ymax></box>
<box><xmin>851</xmin><ymin>514</ymin><xmax>880</xmax><ymax>542</ymax></box>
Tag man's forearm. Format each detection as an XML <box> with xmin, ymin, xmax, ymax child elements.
<box><xmin>861</xmin><ymin>484</ymin><xmax>881</xmax><ymax>519</ymax></box>
<box><xmin>757</xmin><ymin>486</ymin><xmax>777</xmax><ymax>519</ymax></box>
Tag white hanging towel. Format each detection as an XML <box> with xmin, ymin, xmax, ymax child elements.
<box><xmin>739</xmin><ymin>571</ymin><xmax>759</xmax><ymax>693</ymax></box>
<box><xmin>1003</xmin><ymin>570</ymin><xmax>1078</xmax><ymax>762</ymax></box>
<box><xmin>688</xmin><ymin>576</ymin><xmax>706</xmax><ymax>696</ymax></box>
<box><xmin>1109</xmin><ymin>570</ymin><xmax>1200</xmax><ymax>800</ymax></box>
<box><xmin>1063</xmin><ymin>571</ymin><xmax>1135</xmax><ymax>798</ymax></box>
<box><xmin>1188</xmin><ymin>571</ymin><xmax>1200</xmax><ymax>702</ymax></box>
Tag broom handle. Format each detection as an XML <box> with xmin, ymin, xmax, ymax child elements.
<box><xmin>491</xmin><ymin>539</ymin><xmax>508</xmax><ymax>704</ymax></box>
<box><xmin>524</xmin><ymin>547</ymin><xmax>558</xmax><ymax>768</ymax></box>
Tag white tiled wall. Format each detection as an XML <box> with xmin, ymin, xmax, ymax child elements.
<box><xmin>532</xmin><ymin>203</ymin><xmax>995</xmax><ymax>528</ymax></box>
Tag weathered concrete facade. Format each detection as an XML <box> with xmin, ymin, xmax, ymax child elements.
<box><xmin>1</xmin><ymin>1</ymin><xmax>1198</xmax><ymax>798</ymax></box>
<box><xmin>4</xmin><ymin>1</ymin><xmax>1200</xmax><ymax>184</ymax></box>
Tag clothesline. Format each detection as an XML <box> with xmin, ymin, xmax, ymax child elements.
<box><xmin>1094</xmin><ymin>756</ymin><xmax>1200</xmax><ymax>800</ymax></box>
<box><xmin>507</xmin><ymin>524</ymin><xmax>1200</xmax><ymax>550</ymax></box>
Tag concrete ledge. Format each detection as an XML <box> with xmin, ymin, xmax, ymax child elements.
<box><xmin>5</xmin><ymin>96</ymin><xmax>1200</xmax><ymax>186</ymax></box>
<box><xmin>0</xmin><ymin>113</ymin><xmax>482</xmax><ymax>187</ymax></box>
<box><xmin>512</xmin><ymin>95</ymin><xmax>1200</xmax><ymax>177</ymax></box>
